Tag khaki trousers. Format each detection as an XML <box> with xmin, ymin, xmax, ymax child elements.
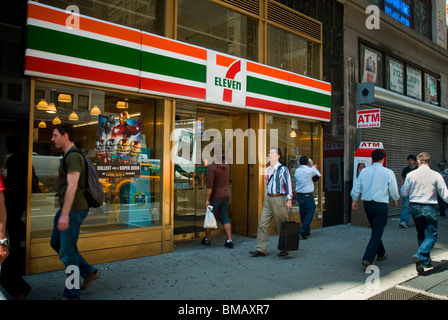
<box><xmin>256</xmin><ymin>196</ymin><xmax>288</xmax><ymax>254</ymax></box>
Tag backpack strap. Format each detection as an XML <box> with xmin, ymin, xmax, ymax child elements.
<box><xmin>267</xmin><ymin>164</ymin><xmax>283</xmax><ymax>187</ymax></box>
<box><xmin>62</xmin><ymin>148</ymin><xmax>87</xmax><ymax>189</ymax></box>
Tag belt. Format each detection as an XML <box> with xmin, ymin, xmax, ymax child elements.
<box><xmin>267</xmin><ymin>193</ymin><xmax>285</xmax><ymax>197</ymax></box>
<box><xmin>410</xmin><ymin>202</ymin><xmax>436</xmax><ymax>206</ymax></box>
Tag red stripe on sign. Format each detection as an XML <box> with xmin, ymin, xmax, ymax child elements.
<box><xmin>289</xmin><ymin>104</ymin><xmax>331</xmax><ymax>121</ymax></box>
<box><xmin>25</xmin><ymin>56</ymin><xmax>139</xmax><ymax>88</ymax></box>
<box><xmin>246</xmin><ymin>97</ymin><xmax>289</xmax><ymax>114</ymax></box>
<box><xmin>357</xmin><ymin>109</ymin><xmax>379</xmax><ymax>114</ymax></box>
<box><xmin>140</xmin><ymin>78</ymin><xmax>206</xmax><ymax>100</ymax></box>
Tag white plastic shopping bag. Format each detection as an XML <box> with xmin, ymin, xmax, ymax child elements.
<box><xmin>203</xmin><ymin>205</ymin><xmax>217</xmax><ymax>229</ymax></box>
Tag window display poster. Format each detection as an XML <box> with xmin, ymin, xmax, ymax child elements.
<box><xmin>425</xmin><ymin>74</ymin><xmax>439</xmax><ymax>105</ymax></box>
<box><xmin>406</xmin><ymin>67</ymin><xmax>422</xmax><ymax>100</ymax></box>
<box><xmin>362</xmin><ymin>49</ymin><xmax>377</xmax><ymax>83</ymax></box>
<box><xmin>95</xmin><ymin>113</ymin><xmax>145</xmax><ymax>177</ymax></box>
<box><xmin>389</xmin><ymin>60</ymin><xmax>404</xmax><ymax>94</ymax></box>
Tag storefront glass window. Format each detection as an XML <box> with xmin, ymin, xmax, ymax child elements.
<box><xmin>173</xmin><ymin>103</ymin><xmax>241</xmax><ymax>238</ymax></box>
<box><xmin>267</xmin><ymin>25</ymin><xmax>318</xmax><ymax>78</ymax></box>
<box><xmin>266</xmin><ymin>116</ymin><xmax>322</xmax><ymax>213</ymax></box>
<box><xmin>31</xmin><ymin>81</ymin><xmax>163</xmax><ymax>238</ymax></box>
<box><xmin>386</xmin><ymin>56</ymin><xmax>404</xmax><ymax>94</ymax></box>
<box><xmin>35</xmin><ymin>0</ymin><xmax>165</xmax><ymax>35</ymax></box>
<box><xmin>177</xmin><ymin>0</ymin><xmax>258</xmax><ymax>61</ymax></box>
<box><xmin>360</xmin><ymin>44</ymin><xmax>383</xmax><ymax>86</ymax></box>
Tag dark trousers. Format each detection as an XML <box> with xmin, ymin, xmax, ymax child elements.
<box><xmin>363</xmin><ymin>201</ymin><xmax>388</xmax><ymax>263</ymax></box>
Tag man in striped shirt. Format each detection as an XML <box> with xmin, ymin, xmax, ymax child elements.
<box><xmin>250</xmin><ymin>147</ymin><xmax>293</xmax><ymax>257</ymax></box>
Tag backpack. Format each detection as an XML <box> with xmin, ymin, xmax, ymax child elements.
<box><xmin>62</xmin><ymin>148</ymin><xmax>106</xmax><ymax>208</ymax></box>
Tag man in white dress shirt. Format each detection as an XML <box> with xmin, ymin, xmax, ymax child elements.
<box><xmin>351</xmin><ymin>149</ymin><xmax>399</xmax><ymax>269</ymax></box>
<box><xmin>294</xmin><ymin>156</ymin><xmax>321</xmax><ymax>239</ymax></box>
<box><xmin>401</xmin><ymin>152</ymin><xmax>448</xmax><ymax>275</ymax></box>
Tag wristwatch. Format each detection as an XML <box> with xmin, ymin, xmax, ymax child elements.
<box><xmin>0</xmin><ymin>238</ymin><xmax>9</xmax><ymax>246</ymax></box>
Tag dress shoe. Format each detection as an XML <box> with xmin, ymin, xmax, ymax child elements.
<box><xmin>413</xmin><ymin>256</ymin><xmax>425</xmax><ymax>275</ymax></box>
<box><xmin>277</xmin><ymin>250</ymin><xmax>289</xmax><ymax>257</ymax></box>
<box><xmin>81</xmin><ymin>269</ymin><xmax>101</xmax><ymax>290</ymax></box>
<box><xmin>362</xmin><ymin>260</ymin><xmax>371</xmax><ymax>269</ymax></box>
<box><xmin>377</xmin><ymin>253</ymin><xmax>387</xmax><ymax>261</ymax></box>
<box><xmin>249</xmin><ymin>250</ymin><xmax>266</xmax><ymax>257</ymax></box>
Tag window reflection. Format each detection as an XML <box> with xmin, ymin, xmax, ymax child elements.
<box><xmin>267</xmin><ymin>24</ymin><xmax>319</xmax><ymax>77</ymax></box>
<box><xmin>266</xmin><ymin>115</ymin><xmax>321</xmax><ymax>208</ymax></box>
<box><xmin>177</xmin><ymin>0</ymin><xmax>258</xmax><ymax>61</ymax></box>
<box><xmin>36</xmin><ymin>0</ymin><xmax>165</xmax><ymax>35</ymax></box>
<box><xmin>31</xmin><ymin>81</ymin><xmax>162</xmax><ymax>238</ymax></box>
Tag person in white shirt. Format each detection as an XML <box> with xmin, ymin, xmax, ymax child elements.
<box><xmin>294</xmin><ymin>156</ymin><xmax>321</xmax><ymax>239</ymax></box>
<box><xmin>401</xmin><ymin>152</ymin><xmax>448</xmax><ymax>275</ymax></box>
<box><xmin>351</xmin><ymin>149</ymin><xmax>399</xmax><ymax>269</ymax></box>
<box><xmin>250</xmin><ymin>148</ymin><xmax>293</xmax><ymax>257</ymax></box>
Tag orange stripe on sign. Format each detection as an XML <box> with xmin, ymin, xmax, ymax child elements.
<box><xmin>216</xmin><ymin>54</ymin><xmax>236</xmax><ymax>67</ymax></box>
<box><xmin>290</xmin><ymin>73</ymin><xmax>331</xmax><ymax>93</ymax></box>
<box><xmin>247</xmin><ymin>62</ymin><xmax>290</xmax><ymax>82</ymax></box>
<box><xmin>142</xmin><ymin>33</ymin><xmax>207</xmax><ymax>61</ymax></box>
<box><xmin>28</xmin><ymin>2</ymin><xmax>141</xmax><ymax>44</ymax></box>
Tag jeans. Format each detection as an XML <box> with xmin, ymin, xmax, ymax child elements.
<box><xmin>362</xmin><ymin>201</ymin><xmax>388</xmax><ymax>263</ymax></box>
<box><xmin>210</xmin><ymin>200</ymin><xmax>230</xmax><ymax>225</ymax></box>
<box><xmin>410</xmin><ymin>204</ymin><xmax>438</xmax><ymax>267</ymax></box>
<box><xmin>50</xmin><ymin>209</ymin><xmax>94</xmax><ymax>299</ymax></box>
<box><xmin>400</xmin><ymin>196</ymin><xmax>410</xmax><ymax>225</ymax></box>
<box><xmin>296</xmin><ymin>193</ymin><xmax>316</xmax><ymax>235</ymax></box>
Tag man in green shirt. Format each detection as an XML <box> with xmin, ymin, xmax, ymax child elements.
<box><xmin>50</xmin><ymin>124</ymin><xmax>100</xmax><ymax>300</ymax></box>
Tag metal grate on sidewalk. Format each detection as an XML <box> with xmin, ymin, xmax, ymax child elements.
<box><xmin>368</xmin><ymin>262</ymin><xmax>448</xmax><ymax>300</ymax></box>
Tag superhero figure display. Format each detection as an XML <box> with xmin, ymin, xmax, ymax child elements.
<box><xmin>96</xmin><ymin>112</ymin><xmax>143</xmax><ymax>166</ymax></box>
<box><xmin>112</xmin><ymin>112</ymin><xmax>142</xmax><ymax>140</ymax></box>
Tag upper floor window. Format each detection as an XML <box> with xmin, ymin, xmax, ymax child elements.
<box><xmin>177</xmin><ymin>0</ymin><xmax>258</xmax><ymax>61</ymax></box>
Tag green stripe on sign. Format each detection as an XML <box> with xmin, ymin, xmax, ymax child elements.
<box><xmin>141</xmin><ymin>51</ymin><xmax>206</xmax><ymax>84</ymax></box>
<box><xmin>27</xmin><ymin>25</ymin><xmax>141</xmax><ymax>70</ymax></box>
<box><xmin>247</xmin><ymin>76</ymin><xmax>290</xmax><ymax>101</ymax></box>
<box><xmin>290</xmin><ymin>86</ymin><xmax>331</xmax><ymax>109</ymax></box>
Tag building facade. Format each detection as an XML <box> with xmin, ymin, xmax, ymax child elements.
<box><xmin>342</xmin><ymin>0</ymin><xmax>448</xmax><ymax>222</ymax></box>
<box><xmin>1</xmin><ymin>0</ymin><xmax>335</xmax><ymax>274</ymax></box>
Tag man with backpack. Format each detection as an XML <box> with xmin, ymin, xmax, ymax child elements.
<box><xmin>50</xmin><ymin>124</ymin><xmax>100</xmax><ymax>300</ymax></box>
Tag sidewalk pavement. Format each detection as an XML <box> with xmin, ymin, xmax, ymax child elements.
<box><xmin>3</xmin><ymin>216</ymin><xmax>448</xmax><ymax>301</ymax></box>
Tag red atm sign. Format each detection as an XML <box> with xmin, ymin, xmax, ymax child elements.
<box><xmin>357</xmin><ymin>109</ymin><xmax>381</xmax><ymax>128</ymax></box>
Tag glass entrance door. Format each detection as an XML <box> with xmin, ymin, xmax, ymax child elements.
<box><xmin>173</xmin><ymin>103</ymin><xmax>244</xmax><ymax>240</ymax></box>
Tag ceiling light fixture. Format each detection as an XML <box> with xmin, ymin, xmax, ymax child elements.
<box><xmin>58</xmin><ymin>93</ymin><xmax>72</xmax><ymax>103</ymax></box>
<box><xmin>36</xmin><ymin>99</ymin><xmax>48</xmax><ymax>110</ymax></box>
<box><xmin>68</xmin><ymin>111</ymin><xmax>79</xmax><ymax>121</ymax></box>
<box><xmin>90</xmin><ymin>105</ymin><xmax>101</xmax><ymax>116</ymax></box>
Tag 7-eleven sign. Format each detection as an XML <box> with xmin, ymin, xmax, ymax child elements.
<box><xmin>206</xmin><ymin>51</ymin><xmax>247</xmax><ymax>108</ymax></box>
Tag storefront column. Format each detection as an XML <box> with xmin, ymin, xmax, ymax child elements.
<box><xmin>248</xmin><ymin>113</ymin><xmax>266</xmax><ymax>237</ymax></box>
<box><xmin>343</xmin><ymin>56</ymin><xmax>358</xmax><ymax>224</ymax></box>
<box><xmin>162</xmin><ymin>98</ymin><xmax>175</xmax><ymax>253</ymax></box>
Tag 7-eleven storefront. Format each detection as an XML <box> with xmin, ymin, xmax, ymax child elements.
<box><xmin>25</xmin><ymin>1</ymin><xmax>331</xmax><ymax>274</ymax></box>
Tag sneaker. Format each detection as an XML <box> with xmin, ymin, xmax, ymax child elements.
<box><xmin>224</xmin><ymin>240</ymin><xmax>234</xmax><ymax>248</ymax></box>
<box><xmin>201</xmin><ymin>237</ymin><xmax>211</xmax><ymax>246</ymax></box>
<box><xmin>81</xmin><ymin>269</ymin><xmax>101</xmax><ymax>290</ymax></box>
<box><xmin>399</xmin><ymin>222</ymin><xmax>408</xmax><ymax>228</ymax></box>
